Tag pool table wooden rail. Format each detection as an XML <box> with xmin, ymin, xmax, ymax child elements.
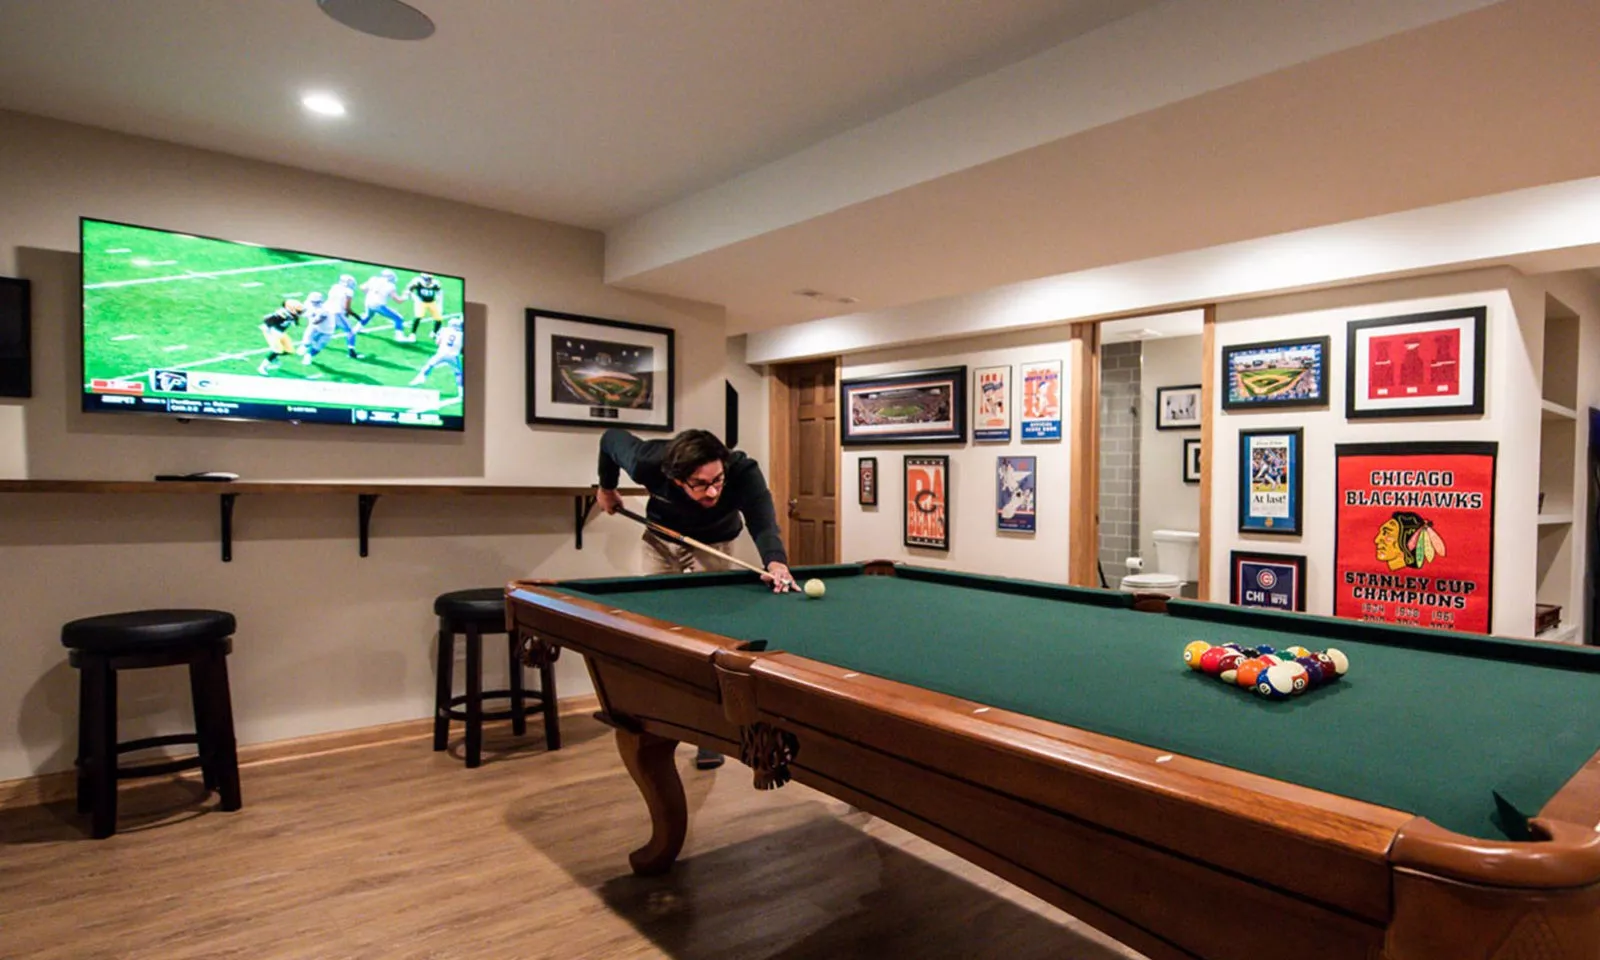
<box><xmin>505</xmin><ymin>570</ymin><xmax>1600</xmax><ymax>960</ymax></box>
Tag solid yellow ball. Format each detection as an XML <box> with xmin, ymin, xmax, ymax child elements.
<box><xmin>804</xmin><ymin>578</ymin><xmax>826</xmax><ymax>599</ymax></box>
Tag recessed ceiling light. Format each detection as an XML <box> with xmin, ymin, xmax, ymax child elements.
<box><xmin>301</xmin><ymin>92</ymin><xmax>347</xmax><ymax>117</ymax></box>
<box><xmin>317</xmin><ymin>0</ymin><xmax>435</xmax><ymax>41</ymax></box>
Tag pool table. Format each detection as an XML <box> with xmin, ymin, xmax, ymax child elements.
<box><xmin>506</xmin><ymin>562</ymin><xmax>1600</xmax><ymax>960</ymax></box>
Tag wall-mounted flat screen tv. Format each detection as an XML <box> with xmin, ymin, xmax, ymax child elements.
<box><xmin>81</xmin><ymin>217</ymin><xmax>466</xmax><ymax>431</ymax></box>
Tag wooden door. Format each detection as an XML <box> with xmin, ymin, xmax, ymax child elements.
<box><xmin>772</xmin><ymin>359</ymin><xmax>838</xmax><ymax>564</ymax></box>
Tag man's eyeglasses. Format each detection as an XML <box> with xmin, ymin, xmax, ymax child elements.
<box><xmin>682</xmin><ymin>474</ymin><xmax>726</xmax><ymax>493</ymax></box>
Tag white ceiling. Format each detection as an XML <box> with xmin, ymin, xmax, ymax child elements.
<box><xmin>2</xmin><ymin>0</ymin><xmax>1598</xmax><ymax>337</ymax></box>
<box><xmin>0</xmin><ymin>0</ymin><xmax>1156</xmax><ymax>229</ymax></box>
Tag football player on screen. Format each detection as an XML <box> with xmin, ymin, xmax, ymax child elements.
<box><xmin>325</xmin><ymin>274</ymin><xmax>366</xmax><ymax>359</ymax></box>
<box><xmin>408</xmin><ymin>314</ymin><xmax>464</xmax><ymax>395</ymax></box>
<box><xmin>297</xmin><ymin>292</ymin><xmax>337</xmax><ymax>364</ymax></box>
<box><xmin>405</xmin><ymin>273</ymin><xmax>446</xmax><ymax>340</ymax></box>
<box><xmin>257</xmin><ymin>298</ymin><xmax>305</xmax><ymax>375</ymax></box>
<box><xmin>357</xmin><ymin>269</ymin><xmax>412</xmax><ymax>341</ymax></box>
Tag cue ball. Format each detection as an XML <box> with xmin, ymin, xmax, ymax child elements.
<box><xmin>804</xmin><ymin>578</ymin><xmax>826</xmax><ymax>598</ymax></box>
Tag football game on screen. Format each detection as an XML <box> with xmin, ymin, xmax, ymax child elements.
<box><xmin>80</xmin><ymin>218</ymin><xmax>466</xmax><ymax>430</ymax></box>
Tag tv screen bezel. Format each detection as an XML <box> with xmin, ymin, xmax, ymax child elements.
<box><xmin>78</xmin><ymin>216</ymin><xmax>468</xmax><ymax>432</ymax></box>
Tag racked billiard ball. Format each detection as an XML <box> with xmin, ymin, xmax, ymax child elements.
<box><xmin>1184</xmin><ymin>641</ymin><xmax>1213</xmax><ymax>670</ymax></box>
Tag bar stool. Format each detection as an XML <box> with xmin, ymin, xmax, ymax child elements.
<box><xmin>432</xmin><ymin>589</ymin><xmax>560</xmax><ymax>768</ymax></box>
<box><xmin>62</xmin><ymin>609</ymin><xmax>242</xmax><ymax>839</ymax></box>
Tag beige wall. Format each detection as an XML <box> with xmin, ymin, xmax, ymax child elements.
<box><xmin>839</xmin><ymin>326</ymin><xmax>1075</xmax><ymax>581</ymax></box>
<box><xmin>0</xmin><ymin>111</ymin><xmax>731</xmax><ymax>781</ymax></box>
<box><xmin>1138</xmin><ymin>334</ymin><xmax>1205</xmax><ymax>578</ymax></box>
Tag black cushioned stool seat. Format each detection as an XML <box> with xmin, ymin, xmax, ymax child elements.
<box><xmin>432</xmin><ymin>589</ymin><xmax>560</xmax><ymax>768</ymax></box>
<box><xmin>62</xmin><ymin>609</ymin><xmax>242</xmax><ymax>839</ymax></box>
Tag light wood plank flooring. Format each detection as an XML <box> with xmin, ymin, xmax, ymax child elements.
<box><xmin>0</xmin><ymin>715</ymin><xmax>1146</xmax><ymax>959</ymax></box>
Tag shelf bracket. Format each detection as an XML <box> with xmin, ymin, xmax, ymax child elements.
<box><xmin>574</xmin><ymin>494</ymin><xmax>598</xmax><ymax>550</ymax></box>
<box><xmin>219</xmin><ymin>493</ymin><xmax>237</xmax><ymax>562</ymax></box>
<box><xmin>358</xmin><ymin>493</ymin><xmax>380</xmax><ymax>557</ymax></box>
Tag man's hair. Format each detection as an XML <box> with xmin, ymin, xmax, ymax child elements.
<box><xmin>661</xmin><ymin>429</ymin><xmax>729</xmax><ymax>481</ymax></box>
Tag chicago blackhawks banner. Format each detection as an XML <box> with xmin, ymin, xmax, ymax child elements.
<box><xmin>1334</xmin><ymin>442</ymin><xmax>1496</xmax><ymax>633</ymax></box>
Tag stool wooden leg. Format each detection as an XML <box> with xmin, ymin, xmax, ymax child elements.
<box><xmin>202</xmin><ymin>647</ymin><xmax>243</xmax><ymax>812</ymax></box>
<box><xmin>432</xmin><ymin>620</ymin><xmax>454</xmax><ymax>752</ymax></box>
<box><xmin>509</xmin><ymin>634</ymin><xmax>527</xmax><ymax>737</ymax></box>
<box><xmin>75</xmin><ymin>666</ymin><xmax>92</xmax><ymax>814</ymax></box>
<box><xmin>188</xmin><ymin>656</ymin><xmax>216</xmax><ymax>792</ymax></box>
<box><xmin>540</xmin><ymin>659</ymin><xmax>561</xmax><ymax>751</ymax></box>
<box><xmin>83</xmin><ymin>657</ymin><xmax>118</xmax><ymax>839</ymax></box>
<box><xmin>464</xmin><ymin>626</ymin><xmax>483</xmax><ymax>768</ymax></box>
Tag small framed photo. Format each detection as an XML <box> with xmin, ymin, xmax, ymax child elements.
<box><xmin>1182</xmin><ymin>438</ymin><xmax>1202</xmax><ymax>484</ymax></box>
<box><xmin>841</xmin><ymin>367</ymin><xmax>966</xmax><ymax>446</ymax></box>
<box><xmin>904</xmin><ymin>455</ymin><xmax>950</xmax><ymax>550</ymax></box>
<box><xmin>1155</xmin><ymin>384</ymin><xmax>1202</xmax><ymax>430</ymax></box>
<box><xmin>1221</xmin><ymin>336</ymin><xmax>1329</xmax><ymax>411</ymax></box>
<box><xmin>1345</xmin><ymin>306</ymin><xmax>1486</xmax><ymax>419</ymax></box>
<box><xmin>525</xmin><ymin>308</ymin><xmax>674</xmax><ymax>430</ymax></box>
<box><xmin>1229</xmin><ymin>551</ymin><xmax>1307</xmax><ymax>612</ymax></box>
<box><xmin>996</xmin><ymin>456</ymin><xmax>1036</xmax><ymax>533</ymax></box>
<box><xmin>972</xmin><ymin>365</ymin><xmax>1012</xmax><ymax>441</ymax></box>
<box><xmin>858</xmin><ymin>456</ymin><xmax>878</xmax><ymax>507</ymax></box>
<box><xmin>1019</xmin><ymin>360</ymin><xmax>1063</xmax><ymax>441</ymax></box>
<box><xmin>1239</xmin><ymin>428</ymin><xmax>1303</xmax><ymax>535</ymax></box>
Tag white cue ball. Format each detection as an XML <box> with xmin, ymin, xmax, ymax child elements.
<box><xmin>804</xmin><ymin>578</ymin><xmax>826</xmax><ymax>599</ymax></box>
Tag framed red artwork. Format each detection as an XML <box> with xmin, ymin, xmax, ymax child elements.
<box><xmin>1345</xmin><ymin>307</ymin><xmax>1486</xmax><ymax>419</ymax></box>
<box><xmin>904</xmin><ymin>455</ymin><xmax>949</xmax><ymax>550</ymax></box>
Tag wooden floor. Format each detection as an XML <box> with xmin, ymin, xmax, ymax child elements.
<box><xmin>0</xmin><ymin>715</ymin><xmax>1146</xmax><ymax>960</ymax></box>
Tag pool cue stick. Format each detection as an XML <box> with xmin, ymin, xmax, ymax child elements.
<box><xmin>615</xmin><ymin>506</ymin><xmax>795</xmax><ymax>589</ymax></box>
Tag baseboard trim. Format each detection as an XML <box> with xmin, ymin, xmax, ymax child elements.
<box><xmin>0</xmin><ymin>693</ymin><xmax>603</xmax><ymax>812</ymax></box>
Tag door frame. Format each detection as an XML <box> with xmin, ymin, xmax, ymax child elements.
<box><xmin>1067</xmin><ymin>307</ymin><xmax>1216</xmax><ymax>598</ymax></box>
<box><xmin>768</xmin><ymin>357</ymin><xmax>842</xmax><ymax>564</ymax></box>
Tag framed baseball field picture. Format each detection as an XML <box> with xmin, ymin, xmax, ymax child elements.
<box><xmin>1221</xmin><ymin>336</ymin><xmax>1329</xmax><ymax>411</ymax></box>
<box><xmin>525</xmin><ymin>308</ymin><xmax>674</xmax><ymax>430</ymax></box>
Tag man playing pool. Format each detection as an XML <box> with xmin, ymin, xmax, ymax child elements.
<box><xmin>595</xmin><ymin>428</ymin><xmax>796</xmax><ymax>767</ymax></box>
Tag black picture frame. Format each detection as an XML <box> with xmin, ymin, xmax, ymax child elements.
<box><xmin>1182</xmin><ymin>438</ymin><xmax>1202</xmax><ymax>484</ymax></box>
<box><xmin>1220</xmin><ymin>335</ymin><xmax>1330</xmax><ymax>411</ymax></box>
<box><xmin>1345</xmin><ymin>306</ymin><xmax>1487</xmax><ymax>419</ymax></box>
<box><xmin>1238</xmin><ymin>427</ymin><xmax>1304</xmax><ymax>536</ymax></box>
<box><xmin>858</xmin><ymin>456</ymin><xmax>878</xmax><ymax>507</ymax></box>
<box><xmin>841</xmin><ymin>366</ymin><xmax>967</xmax><ymax>446</ymax></box>
<box><xmin>1155</xmin><ymin>384</ymin><xmax>1202</xmax><ymax>430</ymax></box>
<box><xmin>1229</xmin><ymin>550</ymin><xmax>1308</xmax><ymax>612</ymax></box>
<box><xmin>525</xmin><ymin>308</ymin><xmax>675</xmax><ymax>431</ymax></box>
<box><xmin>0</xmin><ymin>276</ymin><xmax>31</xmax><ymax>398</ymax></box>
<box><xmin>903</xmin><ymin>454</ymin><xmax>950</xmax><ymax>550</ymax></box>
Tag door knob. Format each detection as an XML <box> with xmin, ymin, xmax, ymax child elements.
<box><xmin>788</xmin><ymin>497</ymin><xmax>799</xmax><ymax>518</ymax></box>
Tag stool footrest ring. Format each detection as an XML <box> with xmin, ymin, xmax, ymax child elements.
<box><xmin>441</xmin><ymin>689</ymin><xmax>548</xmax><ymax>723</ymax></box>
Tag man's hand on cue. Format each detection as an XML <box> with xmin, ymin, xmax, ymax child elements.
<box><xmin>764</xmin><ymin>561</ymin><xmax>796</xmax><ymax>593</ymax></box>
<box><xmin>595</xmin><ymin>487</ymin><xmax>623</xmax><ymax>515</ymax></box>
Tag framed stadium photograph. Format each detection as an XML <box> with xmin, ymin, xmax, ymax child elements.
<box><xmin>904</xmin><ymin>455</ymin><xmax>950</xmax><ymax>550</ymax></box>
<box><xmin>841</xmin><ymin>366</ymin><xmax>966</xmax><ymax>446</ymax></box>
<box><xmin>1345</xmin><ymin>306</ymin><xmax>1486</xmax><ymax>420</ymax></box>
<box><xmin>1221</xmin><ymin>336</ymin><xmax>1329</xmax><ymax>411</ymax></box>
<box><xmin>525</xmin><ymin>309</ymin><xmax>674</xmax><ymax>431</ymax></box>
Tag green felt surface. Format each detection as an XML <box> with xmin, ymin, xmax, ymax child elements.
<box><xmin>552</xmin><ymin>566</ymin><xmax>1600</xmax><ymax>840</ymax></box>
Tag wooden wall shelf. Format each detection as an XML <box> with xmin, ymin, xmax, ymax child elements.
<box><xmin>0</xmin><ymin>480</ymin><xmax>645</xmax><ymax>561</ymax></box>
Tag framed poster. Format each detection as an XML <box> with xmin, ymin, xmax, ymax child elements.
<box><xmin>904</xmin><ymin>455</ymin><xmax>949</xmax><ymax>550</ymax></box>
<box><xmin>996</xmin><ymin>456</ymin><xmax>1036</xmax><ymax>533</ymax></box>
<box><xmin>1221</xmin><ymin>336</ymin><xmax>1329</xmax><ymax>411</ymax></box>
<box><xmin>1345</xmin><ymin>307</ymin><xmax>1486</xmax><ymax>419</ymax></box>
<box><xmin>841</xmin><ymin>367</ymin><xmax>966</xmax><ymax>445</ymax></box>
<box><xmin>973</xmin><ymin>365</ymin><xmax>1012</xmax><ymax>441</ymax></box>
<box><xmin>525</xmin><ymin>309</ymin><xmax>674</xmax><ymax>430</ymax></box>
<box><xmin>1333</xmin><ymin>442</ymin><xmax>1497</xmax><ymax>634</ymax></box>
<box><xmin>858</xmin><ymin>456</ymin><xmax>878</xmax><ymax>507</ymax></box>
<box><xmin>1238</xmin><ymin>428</ymin><xmax>1303</xmax><ymax>535</ymax></box>
<box><xmin>1182</xmin><ymin>438</ymin><xmax>1202</xmax><ymax>484</ymax></box>
<box><xmin>1019</xmin><ymin>360</ymin><xmax>1062</xmax><ymax>440</ymax></box>
<box><xmin>1229</xmin><ymin>551</ymin><xmax>1307</xmax><ymax>612</ymax></box>
<box><xmin>1155</xmin><ymin>384</ymin><xmax>1202</xmax><ymax>430</ymax></box>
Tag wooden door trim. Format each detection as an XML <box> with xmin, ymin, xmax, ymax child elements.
<box><xmin>833</xmin><ymin>357</ymin><xmax>842</xmax><ymax>564</ymax></box>
<box><xmin>768</xmin><ymin>368</ymin><xmax>796</xmax><ymax>554</ymax></box>
<box><xmin>1197</xmin><ymin>305</ymin><xmax>1217</xmax><ymax>601</ymax></box>
<box><xmin>1068</xmin><ymin>323</ymin><xmax>1101</xmax><ymax>587</ymax></box>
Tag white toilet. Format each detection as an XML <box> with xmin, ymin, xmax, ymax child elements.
<box><xmin>1119</xmin><ymin>530</ymin><xmax>1200</xmax><ymax>597</ymax></box>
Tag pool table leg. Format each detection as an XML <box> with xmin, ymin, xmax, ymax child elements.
<box><xmin>615</xmin><ymin>727</ymin><xmax>687</xmax><ymax>876</ymax></box>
